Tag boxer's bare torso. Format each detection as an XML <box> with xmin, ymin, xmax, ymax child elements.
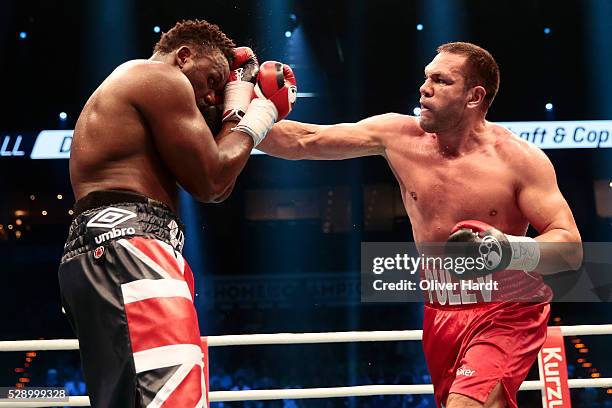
<box><xmin>70</xmin><ymin>61</ymin><xmax>182</xmax><ymax>209</ymax></box>
<box><xmin>382</xmin><ymin>116</ymin><xmax>528</xmax><ymax>244</ymax></box>
<box><xmin>263</xmin><ymin>113</ymin><xmax>546</xmax><ymax>245</ymax></box>
<box><xmin>70</xmin><ymin>48</ymin><xmax>233</xmax><ymax>210</ymax></box>
<box><xmin>262</xmin><ymin>49</ymin><xmax>577</xmax><ymax>256</ymax></box>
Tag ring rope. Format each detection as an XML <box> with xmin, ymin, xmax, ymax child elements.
<box><xmin>1</xmin><ymin>379</ymin><xmax>612</xmax><ymax>407</ymax></box>
<box><xmin>1</xmin><ymin>324</ymin><xmax>610</xmax><ymax>351</ymax></box>
<box><xmin>0</xmin><ymin>324</ymin><xmax>610</xmax><ymax>406</ymax></box>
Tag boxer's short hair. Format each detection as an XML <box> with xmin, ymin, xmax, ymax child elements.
<box><xmin>437</xmin><ymin>42</ymin><xmax>500</xmax><ymax>110</ymax></box>
<box><xmin>154</xmin><ymin>19</ymin><xmax>235</xmax><ymax>65</ymax></box>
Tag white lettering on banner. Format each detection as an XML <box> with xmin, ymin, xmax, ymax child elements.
<box><xmin>542</xmin><ymin>347</ymin><xmax>564</xmax><ymax>405</ymax></box>
<box><xmin>538</xmin><ymin>328</ymin><xmax>570</xmax><ymax>408</ymax></box>
<box><xmin>30</xmin><ymin>130</ymin><xmax>73</xmax><ymax>159</ymax></box>
<box><xmin>0</xmin><ymin>135</ymin><xmax>25</xmax><ymax>156</ymax></box>
<box><xmin>499</xmin><ymin>120</ymin><xmax>612</xmax><ymax>149</ymax></box>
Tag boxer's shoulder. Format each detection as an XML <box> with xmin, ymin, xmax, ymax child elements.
<box><xmin>397</xmin><ymin>114</ymin><xmax>424</xmax><ymax>136</ymax></box>
<box><xmin>489</xmin><ymin>122</ymin><xmax>552</xmax><ymax>172</ymax></box>
<box><xmin>360</xmin><ymin>113</ymin><xmax>423</xmax><ymax>139</ymax></box>
<box><xmin>114</xmin><ymin>59</ymin><xmax>178</xmax><ymax>75</ymax></box>
<box><xmin>109</xmin><ymin>60</ymin><xmax>191</xmax><ymax>95</ymax></box>
<box><xmin>489</xmin><ymin>122</ymin><xmax>539</xmax><ymax>150</ymax></box>
<box><xmin>106</xmin><ymin>60</ymin><xmax>194</xmax><ymax>110</ymax></box>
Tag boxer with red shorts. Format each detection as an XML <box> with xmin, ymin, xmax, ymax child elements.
<box><xmin>423</xmin><ymin>301</ymin><xmax>549</xmax><ymax>408</ymax></box>
<box><xmin>60</xmin><ymin>19</ymin><xmax>297</xmax><ymax>407</ymax></box>
<box><xmin>257</xmin><ymin>42</ymin><xmax>582</xmax><ymax>407</ymax></box>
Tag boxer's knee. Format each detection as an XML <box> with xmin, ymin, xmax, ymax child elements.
<box><xmin>446</xmin><ymin>383</ymin><xmax>506</xmax><ymax>408</ymax></box>
<box><xmin>446</xmin><ymin>393</ymin><xmax>484</xmax><ymax>408</ymax></box>
<box><xmin>483</xmin><ymin>383</ymin><xmax>507</xmax><ymax>408</ymax></box>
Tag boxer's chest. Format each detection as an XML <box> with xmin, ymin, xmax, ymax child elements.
<box><xmin>389</xmin><ymin>149</ymin><xmax>525</xmax><ymax>241</ymax></box>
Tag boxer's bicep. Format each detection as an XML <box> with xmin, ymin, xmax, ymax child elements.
<box><xmin>516</xmin><ymin>147</ymin><xmax>582</xmax><ymax>272</ymax></box>
<box><xmin>516</xmin><ymin>148</ymin><xmax>578</xmax><ymax>238</ymax></box>
<box><xmin>134</xmin><ymin>71</ymin><xmax>220</xmax><ymax>200</ymax></box>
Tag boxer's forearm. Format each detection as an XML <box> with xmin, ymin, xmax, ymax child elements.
<box><xmin>204</xmin><ymin>121</ymin><xmax>254</xmax><ymax>202</ymax></box>
<box><xmin>534</xmin><ymin>229</ymin><xmax>583</xmax><ymax>275</ymax></box>
<box><xmin>446</xmin><ymin>220</ymin><xmax>582</xmax><ymax>278</ymax></box>
<box><xmin>259</xmin><ymin>120</ymin><xmax>325</xmax><ymax>160</ymax></box>
<box><xmin>260</xmin><ymin>120</ymin><xmax>383</xmax><ymax>160</ymax></box>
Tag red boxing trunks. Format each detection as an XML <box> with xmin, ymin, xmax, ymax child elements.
<box><xmin>422</xmin><ymin>301</ymin><xmax>550</xmax><ymax>408</ymax></box>
<box><xmin>59</xmin><ymin>190</ymin><xmax>206</xmax><ymax>408</ymax></box>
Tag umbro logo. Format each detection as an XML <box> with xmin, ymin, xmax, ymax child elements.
<box><xmin>87</xmin><ymin>207</ymin><xmax>137</xmax><ymax>229</ymax></box>
<box><xmin>94</xmin><ymin>227</ymin><xmax>136</xmax><ymax>244</ymax></box>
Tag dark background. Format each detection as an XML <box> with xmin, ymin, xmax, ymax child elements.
<box><xmin>0</xmin><ymin>0</ymin><xmax>611</xmax><ymax>406</ymax></box>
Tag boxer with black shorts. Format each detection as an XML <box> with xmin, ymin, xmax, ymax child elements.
<box><xmin>258</xmin><ymin>42</ymin><xmax>582</xmax><ymax>408</ymax></box>
<box><xmin>59</xmin><ymin>20</ymin><xmax>297</xmax><ymax>407</ymax></box>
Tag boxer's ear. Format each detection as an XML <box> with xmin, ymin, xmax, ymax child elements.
<box><xmin>466</xmin><ymin>85</ymin><xmax>486</xmax><ymax>109</ymax></box>
<box><xmin>175</xmin><ymin>46</ymin><xmax>192</xmax><ymax>69</ymax></box>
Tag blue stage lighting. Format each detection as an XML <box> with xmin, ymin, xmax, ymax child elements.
<box><xmin>19</xmin><ymin>31</ymin><xmax>27</xmax><ymax>39</ymax></box>
<box><xmin>284</xmin><ymin>13</ymin><xmax>299</xmax><ymax>39</ymax></box>
<box><xmin>544</xmin><ymin>27</ymin><xmax>551</xmax><ymax>35</ymax></box>
<box><xmin>413</xmin><ymin>107</ymin><xmax>422</xmax><ymax>116</ymax></box>
<box><xmin>59</xmin><ymin>112</ymin><xmax>68</xmax><ymax>121</ymax></box>
<box><xmin>545</xmin><ymin>103</ymin><xmax>553</xmax><ymax>111</ymax></box>
<box><xmin>416</xmin><ymin>24</ymin><xmax>424</xmax><ymax>31</ymax></box>
<box><xmin>153</xmin><ymin>26</ymin><xmax>161</xmax><ymax>33</ymax></box>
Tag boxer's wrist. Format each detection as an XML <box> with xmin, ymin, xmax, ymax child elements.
<box><xmin>222</xmin><ymin>82</ymin><xmax>255</xmax><ymax>122</ymax></box>
<box><xmin>231</xmin><ymin>99</ymin><xmax>278</xmax><ymax>146</ymax></box>
<box><xmin>506</xmin><ymin>235</ymin><xmax>540</xmax><ymax>271</ymax></box>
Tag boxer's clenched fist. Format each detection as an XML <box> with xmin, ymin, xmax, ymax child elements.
<box><xmin>232</xmin><ymin>60</ymin><xmax>298</xmax><ymax>146</ymax></box>
<box><xmin>222</xmin><ymin>47</ymin><xmax>259</xmax><ymax>123</ymax></box>
<box><xmin>445</xmin><ymin>220</ymin><xmax>540</xmax><ymax>278</ymax></box>
<box><xmin>254</xmin><ymin>61</ymin><xmax>297</xmax><ymax>121</ymax></box>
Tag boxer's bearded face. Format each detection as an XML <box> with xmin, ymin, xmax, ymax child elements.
<box><xmin>418</xmin><ymin>52</ymin><xmax>472</xmax><ymax>133</ymax></box>
<box><xmin>180</xmin><ymin>48</ymin><xmax>230</xmax><ymax>109</ymax></box>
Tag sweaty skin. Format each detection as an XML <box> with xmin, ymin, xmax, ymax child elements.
<box><xmin>260</xmin><ymin>52</ymin><xmax>582</xmax><ymax>275</ymax></box>
<box><xmin>70</xmin><ymin>47</ymin><xmax>252</xmax><ymax>211</ymax></box>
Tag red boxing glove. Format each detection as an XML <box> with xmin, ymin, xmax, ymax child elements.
<box><xmin>222</xmin><ymin>47</ymin><xmax>259</xmax><ymax>123</ymax></box>
<box><xmin>232</xmin><ymin>61</ymin><xmax>298</xmax><ymax>146</ymax></box>
<box><xmin>254</xmin><ymin>61</ymin><xmax>298</xmax><ymax>120</ymax></box>
<box><xmin>450</xmin><ymin>220</ymin><xmax>499</xmax><ymax>235</ymax></box>
<box><xmin>228</xmin><ymin>47</ymin><xmax>259</xmax><ymax>81</ymax></box>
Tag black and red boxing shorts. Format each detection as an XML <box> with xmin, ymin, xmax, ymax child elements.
<box><xmin>59</xmin><ymin>190</ymin><xmax>207</xmax><ymax>408</ymax></box>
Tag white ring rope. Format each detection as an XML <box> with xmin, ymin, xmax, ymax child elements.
<box><xmin>2</xmin><ymin>379</ymin><xmax>612</xmax><ymax>407</ymax></box>
<box><xmin>0</xmin><ymin>324</ymin><xmax>610</xmax><ymax>406</ymax></box>
<box><xmin>1</xmin><ymin>325</ymin><xmax>611</xmax><ymax>351</ymax></box>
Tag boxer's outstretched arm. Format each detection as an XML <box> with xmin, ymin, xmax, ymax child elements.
<box><xmin>259</xmin><ymin>113</ymin><xmax>410</xmax><ymax>160</ymax></box>
<box><xmin>515</xmin><ymin>145</ymin><xmax>583</xmax><ymax>274</ymax></box>
<box><xmin>134</xmin><ymin>64</ymin><xmax>253</xmax><ymax>203</ymax></box>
